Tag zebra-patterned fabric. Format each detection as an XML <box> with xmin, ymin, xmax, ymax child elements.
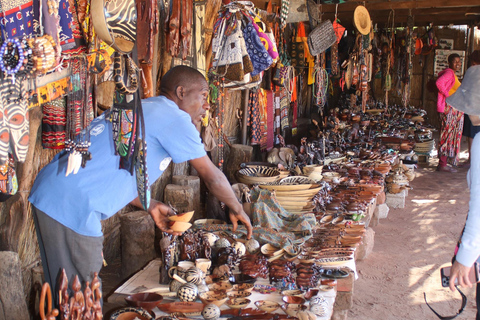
<box><xmin>105</xmin><ymin>0</ymin><xmax>137</xmax><ymax>44</ymax></box>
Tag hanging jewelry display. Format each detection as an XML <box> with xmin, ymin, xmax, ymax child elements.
<box><xmin>0</xmin><ymin>39</ymin><xmax>25</xmax><ymax>83</ymax></box>
<box><xmin>65</xmin><ymin>55</ymin><xmax>92</xmax><ymax>176</ymax></box>
<box><xmin>28</xmin><ymin>34</ymin><xmax>60</xmax><ymax>74</ymax></box>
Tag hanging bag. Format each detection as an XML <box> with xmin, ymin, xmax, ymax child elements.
<box><xmin>307</xmin><ymin>20</ymin><xmax>336</xmax><ymax>56</ymax></box>
<box><xmin>133</xmin><ymin>93</ymin><xmax>150</xmax><ymax>210</ymax></box>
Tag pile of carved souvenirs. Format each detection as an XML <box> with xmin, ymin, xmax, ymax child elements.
<box><xmin>123</xmin><ymin>105</ymin><xmax>430</xmax><ymax>320</ymax></box>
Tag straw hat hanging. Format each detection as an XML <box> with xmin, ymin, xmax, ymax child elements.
<box><xmin>353</xmin><ymin>5</ymin><xmax>371</xmax><ymax>36</ymax></box>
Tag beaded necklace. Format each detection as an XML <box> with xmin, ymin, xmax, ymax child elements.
<box><xmin>65</xmin><ymin>55</ymin><xmax>91</xmax><ymax>175</ymax></box>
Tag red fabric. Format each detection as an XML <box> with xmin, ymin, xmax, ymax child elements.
<box><xmin>332</xmin><ymin>20</ymin><xmax>345</xmax><ymax>44</ymax></box>
<box><xmin>436</xmin><ymin>68</ymin><xmax>456</xmax><ymax>113</ymax></box>
<box><xmin>291</xmin><ymin>76</ymin><xmax>297</xmax><ymax>102</ymax></box>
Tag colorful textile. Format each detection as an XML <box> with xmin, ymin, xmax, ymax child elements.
<box><xmin>42</xmin><ymin>98</ymin><xmax>66</xmax><ymax>149</ymax></box>
<box><xmin>0</xmin><ymin>1</ymin><xmax>34</xmax><ymax>40</ymax></box>
<box><xmin>242</xmin><ymin>21</ymin><xmax>273</xmax><ymax>76</ymax></box>
<box><xmin>200</xmin><ymin>187</ymin><xmax>314</xmax><ymax>250</ymax></box>
<box><xmin>58</xmin><ymin>0</ymin><xmax>77</xmax><ymax>51</ymax></box>
<box><xmin>439</xmin><ymin>104</ymin><xmax>464</xmax><ymax>166</ymax></box>
<box><xmin>248</xmin><ymin>90</ymin><xmax>261</xmax><ymax>145</ymax></box>
<box><xmin>0</xmin><ymin>154</ymin><xmax>17</xmax><ymax>196</ymax></box>
<box><xmin>274</xmin><ymin>92</ymin><xmax>281</xmax><ymax>145</ymax></box>
<box><xmin>266</xmin><ymin>90</ymin><xmax>274</xmax><ymax>150</ymax></box>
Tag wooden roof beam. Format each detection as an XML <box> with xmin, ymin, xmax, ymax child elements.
<box><xmin>322</xmin><ymin>0</ymin><xmax>480</xmax><ymax>13</ymax></box>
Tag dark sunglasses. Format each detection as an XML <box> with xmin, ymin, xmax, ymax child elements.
<box><xmin>424</xmin><ymin>286</ymin><xmax>467</xmax><ymax>320</ymax></box>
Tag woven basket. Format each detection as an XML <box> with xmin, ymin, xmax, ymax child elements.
<box><xmin>307</xmin><ymin>20</ymin><xmax>337</xmax><ymax>56</ymax></box>
<box><xmin>236</xmin><ymin>166</ymin><xmax>281</xmax><ymax>185</ymax></box>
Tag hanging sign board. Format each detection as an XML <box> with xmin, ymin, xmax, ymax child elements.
<box><xmin>434</xmin><ymin>49</ymin><xmax>465</xmax><ymax>79</ymax></box>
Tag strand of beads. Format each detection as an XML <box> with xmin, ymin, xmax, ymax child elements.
<box><xmin>20</xmin><ymin>38</ymin><xmax>34</xmax><ymax>76</ymax></box>
<box><xmin>218</xmin><ymin>77</ymin><xmax>225</xmax><ymax>171</ymax></box>
<box><xmin>0</xmin><ymin>38</ymin><xmax>25</xmax><ymax>83</ymax></box>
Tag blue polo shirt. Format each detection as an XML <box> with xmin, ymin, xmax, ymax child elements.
<box><xmin>29</xmin><ymin>96</ymin><xmax>206</xmax><ymax>236</ymax></box>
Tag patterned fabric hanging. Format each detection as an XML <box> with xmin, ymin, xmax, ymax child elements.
<box><xmin>42</xmin><ymin>97</ymin><xmax>66</xmax><ymax>149</ymax></box>
<box><xmin>280</xmin><ymin>0</ymin><xmax>289</xmax><ymax>30</ymax></box>
<box><xmin>0</xmin><ymin>0</ymin><xmax>34</xmax><ymax>40</ymax></box>
<box><xmin>111</xmin><ymin>92</ymin><xmax>137</xmax><ymax>173</ymax></box>
<box><xmin>274</xmin><ymin>92</ymin><xmax>281</xmax><ymax>145</ymax></box>
<box><xmin>280</xmin><ymin>89</ymin><xmax>289</xmax><ymax>131</ymax></box>
<box><xmin>0</xmin><ymin>153</ymin><xmax>17</xmax><ymax>198</ymax></box>
<box><xmin>266</xmin><ymin>90</ymin><xmax>274</xmax><ymax>150</ymax></box>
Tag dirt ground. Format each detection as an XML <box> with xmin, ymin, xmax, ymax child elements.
<box><xmin>101</xmin><ymin>138</ymin><xmax>479</xmax><ymax>320</ymax></box>
<box><xmin>349</xmin><ymin>140</ymin><xmax>478</xmax><ymax>320</ymax></box>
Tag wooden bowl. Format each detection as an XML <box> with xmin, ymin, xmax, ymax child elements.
<box><xmin>124</xmin><ymin>293</ymin><xmax>163</xmax><ymax>311</ymax></box>
<box><xmin>281</xmin><ymin>303</ymin><xmax>307</xmax><ymax>317</ymax></box>
<box><xmin>226</xmin><ymin>298</ymin><xmax>251</xmax><ymax>309</ymax></box>
<box><xmin>168</xmin><ymin>211</ymin><xmax>194</xmax><ymax>222</ymax></box>
<box><xmin>281</xmin><ymin>289</ymin><xmax>303</xmax><ymax>297</ymax></box>
<box><xmin>304</xmin><ymin>288</ymin><xmax>319</xmax><ymax>300</ymax></box>
<box><xmin>261</xmin><ymin>244</ymin><xmax>284</xmax><ymax>257</ymax></box>
<box><xmin>198</xmin><ymin>291</ymin><xmax>228</xmax><ymax>307</ymax></box>
<box><xmin>255</xmin><ymin>300</ymin><xmax>280</xmax><ymax>313</ymax></box>
<box><xmin>207</xmin><ymin>282</ymin><xmax>232</xmax><ymax>292</ymax></box>
<box><xmin>282</xmin><ymin>295</ymin><xmax>305</xmax><ymax>305</ymax></box>
<box><xmin>110</xmin><ymin>307</ymin><xmax>154</xmax><ymax>320</ymax></box>
<box><xmin>168</xmin><ymin>221</ymin><xmax>192</xmax><ymax>232</ymax></box>
<box><xmin>232</xmin><ymin>283</ymin><xmax>254</xmax><ymax>292</ymax></box>
<box><xmin>227</xmin><ymin>290</ymin><xmax>252</xmax><ymax>299</ymax></box>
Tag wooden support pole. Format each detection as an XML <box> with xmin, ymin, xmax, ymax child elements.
<box><xmin>421</xmin><ymin>54</ymin><xmax>429</xmax><ymax>109</ymax></box>
<box><xmin>120</xmin><ymin>211</ymin><xmax>156</xmax><ymax>279</ymax></box>
<box><xmin>0</xmin><ymin>251</ymin><xmax>29</xmax><ymax>320</ymax></box>
<box><xmin>225</xmin><ymin>144</ymin><xmax>253</xmax><ymax>184</ymax></box>
<box><xmin>164</xmin><ymin>184</ymin><xmax>195</xmax><ymax>213</ymax></box>
<box><xmin>172</xmin><ymin>175</ymin><xmax>203</xmax><ymax>220</ymax></box>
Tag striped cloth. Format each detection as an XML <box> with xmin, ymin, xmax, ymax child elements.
<box><xmin>42</xmin><ymin>98</ymin><xmax>66</xmax><ymax>149</ymax></box>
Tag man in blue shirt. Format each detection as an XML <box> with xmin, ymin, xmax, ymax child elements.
<box><xmin>29</xmin><ymin>66</ymin><xmax>253</xmax><ymax>293</ymax></box>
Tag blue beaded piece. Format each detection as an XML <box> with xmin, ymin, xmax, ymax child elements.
<box><xmin>0</xmin><ymin>38</ymin><xmax>25</xmax><ymax>76</ymax></box>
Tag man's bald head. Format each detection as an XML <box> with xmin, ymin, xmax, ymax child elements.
<box><xmin>160</xmin><ymin>66</ymin><xmax>206</xmax><ymax>96</ymax></box>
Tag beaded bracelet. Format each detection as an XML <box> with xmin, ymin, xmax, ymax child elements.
<box><xmin>29</xmin><ymin>34</ymin><xmax>59</xmax><ymax>73</ymax></box>
<box><xmin>0</xmin><ymin>38</ymin><xmax>25</xmax><ymax>78</ymax></box>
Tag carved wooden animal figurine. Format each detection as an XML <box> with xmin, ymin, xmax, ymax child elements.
<box><xmin>69</xmin><ymin>276</ymin><xmax>85</xmax><ymax>320</ymax></box>
<box><xmin>58</xmin><ymin>269</ymin><xmax>70</xmax><ymax>320</ymax></box>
